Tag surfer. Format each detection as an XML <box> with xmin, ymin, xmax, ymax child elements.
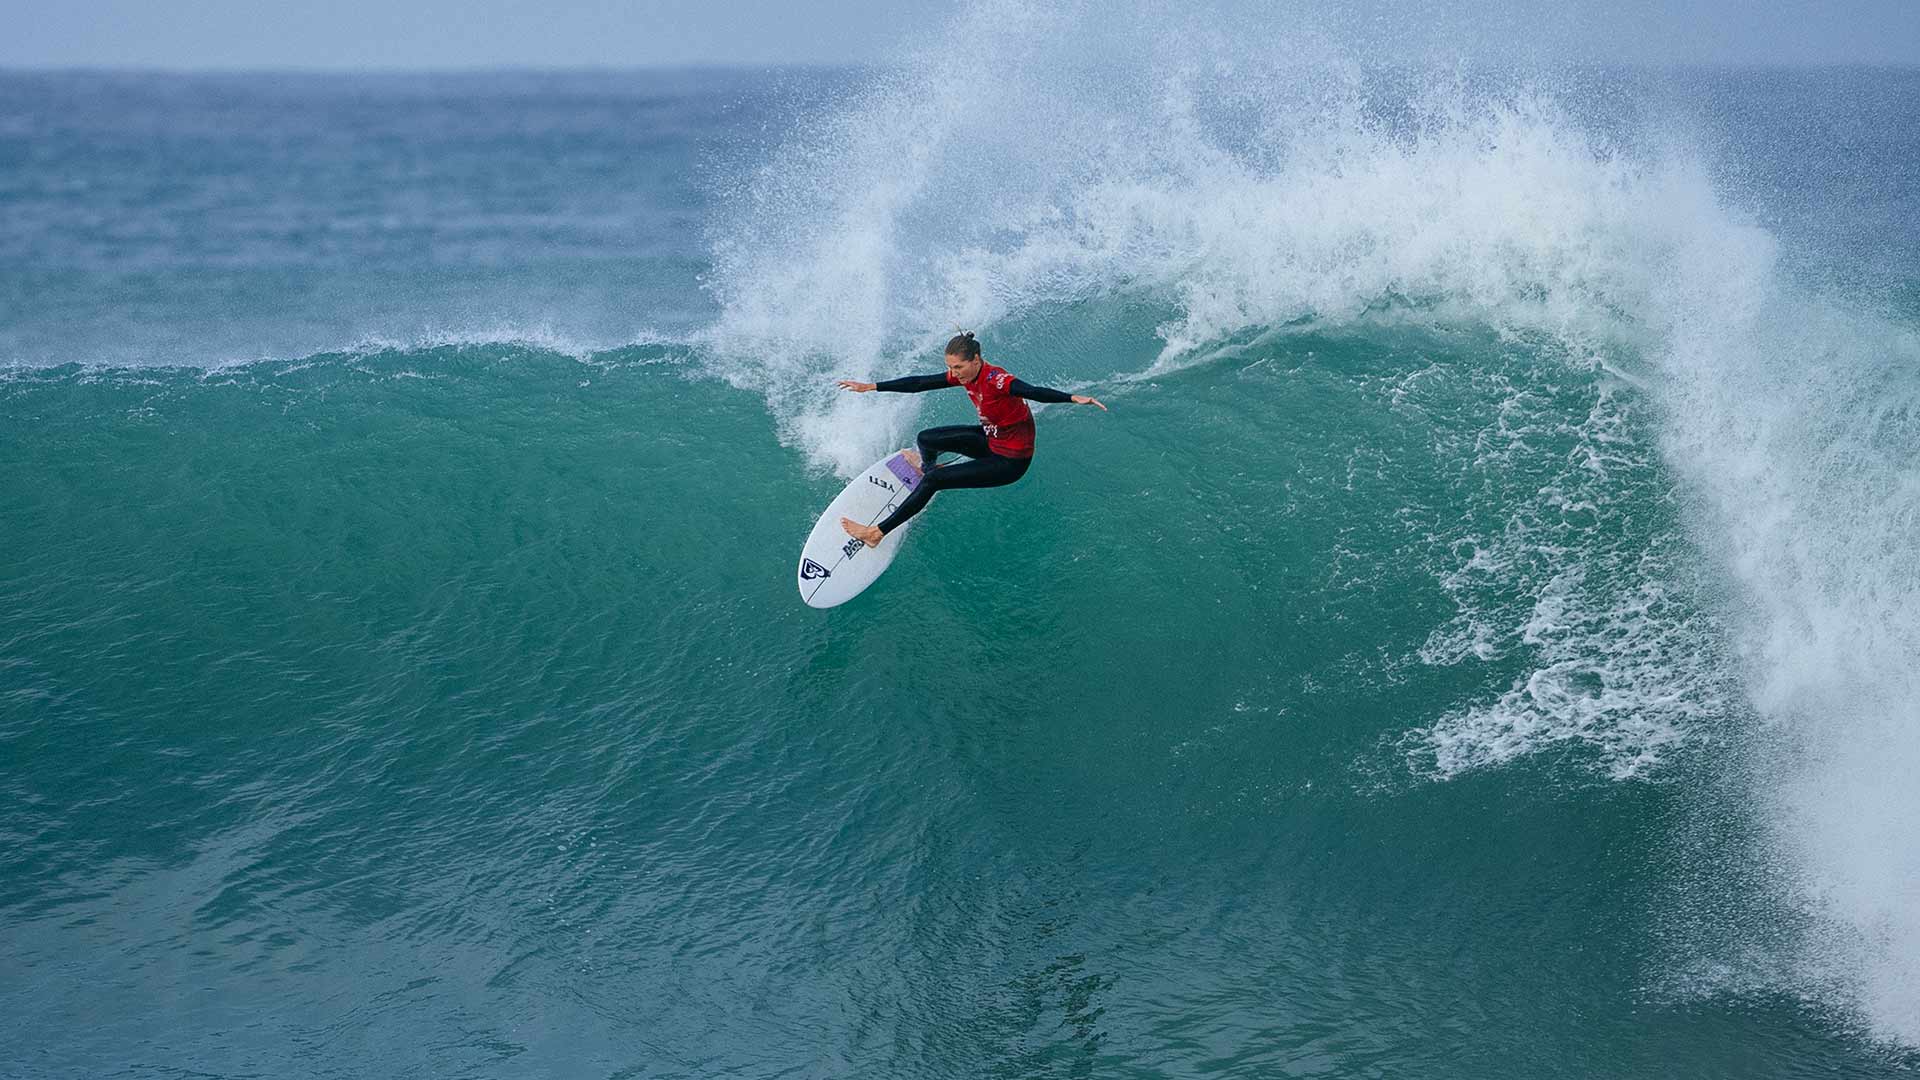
<box><xmin>835</xmin><ymin>332</ymin><xmax>1106</xmax><ymax>547</ymax></box>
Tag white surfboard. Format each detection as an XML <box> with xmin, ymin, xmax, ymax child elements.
<box><xmin>797</xmin><ymin>450</ymin><xmax>924</xmax><ymax>608</ymax></box>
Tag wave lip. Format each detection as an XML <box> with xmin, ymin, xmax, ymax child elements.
<box><xmin>700</xmin><ymin>3</ymin><xmax>1724</xmax><ymax>471</ymax></box>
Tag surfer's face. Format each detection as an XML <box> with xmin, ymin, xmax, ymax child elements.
<box><xmin>945</xmin><ymin>352</ymin><xmax>982</xmax><ymax>383</ymax></box>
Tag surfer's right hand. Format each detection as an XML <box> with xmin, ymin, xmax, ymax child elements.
<box><xmin>836</xmin><ymin>380</ymin><xmax>877</xmax><ymax>392</ymax></box>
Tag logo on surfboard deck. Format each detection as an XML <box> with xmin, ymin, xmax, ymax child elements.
<box><xmin>841</xmin><ymin>537</ymin><xmax>865</xmax><ymax>559</ymax></box>
<box><xmin>800</xmin><ymin>558</ymin><xmax>832</xmax><ymax>580</ymax></box>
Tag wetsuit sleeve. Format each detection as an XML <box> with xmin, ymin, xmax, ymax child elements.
<box><xmin>1009</xmin><ymin>378</ymin><xmax>1074</xmax><ymax>403</ymax></box>
<box><xmin>873</xmin><ymin>374</ymin><xmax>951</xmax><ymax>393</ymax></box>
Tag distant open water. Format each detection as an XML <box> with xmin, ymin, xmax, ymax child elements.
<box><xmin>5</xmin><ymin>14</ymin><xmax>1920</xmax><ymax>1079</ymax></box>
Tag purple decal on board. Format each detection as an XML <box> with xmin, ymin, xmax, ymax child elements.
<box><xmin>886</xmin><ymin>454</ymin><xmax>921</xmax><ymax>489</ymax></box>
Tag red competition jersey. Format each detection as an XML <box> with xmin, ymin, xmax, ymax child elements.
<box><xmin>949</xmin><ymin>363</ymin><xmax>1036</xmax><ymax>458</ymax></box>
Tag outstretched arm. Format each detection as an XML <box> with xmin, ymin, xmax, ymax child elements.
<box><xmin>836</xmin><ymin>374</ymin><xmax>949</xmax><ymax>393</ymax></box>
<box><xmin>1011</xmin><ymin>379</ymin><xmax>1108</xmax><ymax>411</ymax></box>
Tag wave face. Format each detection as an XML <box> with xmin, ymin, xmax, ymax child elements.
<box><xmin>5</xmin><ymin>21</ymin><xmax>1920</xmax><ymax>1079</ymax></box>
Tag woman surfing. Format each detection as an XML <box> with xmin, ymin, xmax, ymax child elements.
<box><xmin>835</xmin><ymin>332</ymin><xmax>1106</xmax><ymax>547</ymax></box>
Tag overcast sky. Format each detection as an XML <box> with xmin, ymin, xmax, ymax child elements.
<box><xmin>3</xmin><ymin>0</ymin><xmax>1917</xmax><ymax>70</ymax></box>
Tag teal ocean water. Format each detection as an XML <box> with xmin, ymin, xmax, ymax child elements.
<box><xmin>5</xmin><ymin>15</ymin><xmax>1920</xmax><ymax>1079</ymax></box>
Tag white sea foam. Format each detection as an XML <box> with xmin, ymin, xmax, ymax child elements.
<box><xmin>1415</xmin><ymin>569</ymin><xmax>1726</xmax><ymax>781</ymax></box>
<box><xmin>1403</xmin><ymin>367</ymin><xmax>1733</xmax><ymax>783</ymax></box>
<box><xmin>166</xmin><ymin>324</ymin><xmax>668</xmax><ymax>377</ymax></box>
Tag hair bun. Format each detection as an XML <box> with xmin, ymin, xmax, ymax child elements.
<box><xmin>943</xmin><ymin>330</ymin><xmax>984</xmax><ymax>360</ymax></box>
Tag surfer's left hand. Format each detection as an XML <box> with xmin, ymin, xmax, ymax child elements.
<box><xmin>1071</xmin><ymin>395</ymin><xmax>1107</xmax><ymax>411</ymax></box>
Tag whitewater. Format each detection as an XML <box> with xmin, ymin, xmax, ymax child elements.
<box><xmin>703</xmin><ymin>7</ymin><xmax>1920</xmax><ymax>1049</ymax></box>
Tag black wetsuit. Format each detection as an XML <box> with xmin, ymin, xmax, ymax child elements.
<box><xmin>870</xmin><ymin>373</ymin><xmax>1075</xmax><ymax>535</ymax></box>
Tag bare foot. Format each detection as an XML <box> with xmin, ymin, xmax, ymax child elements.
<box><xmin>901</xmin><ymin>448</ymin><xmax>922</xmax><ymax>470</ymax></box>
<box><xmin>839</xmin><ymin>518</ymin><xmax>883</xmax><ymax>548</ymax></box>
